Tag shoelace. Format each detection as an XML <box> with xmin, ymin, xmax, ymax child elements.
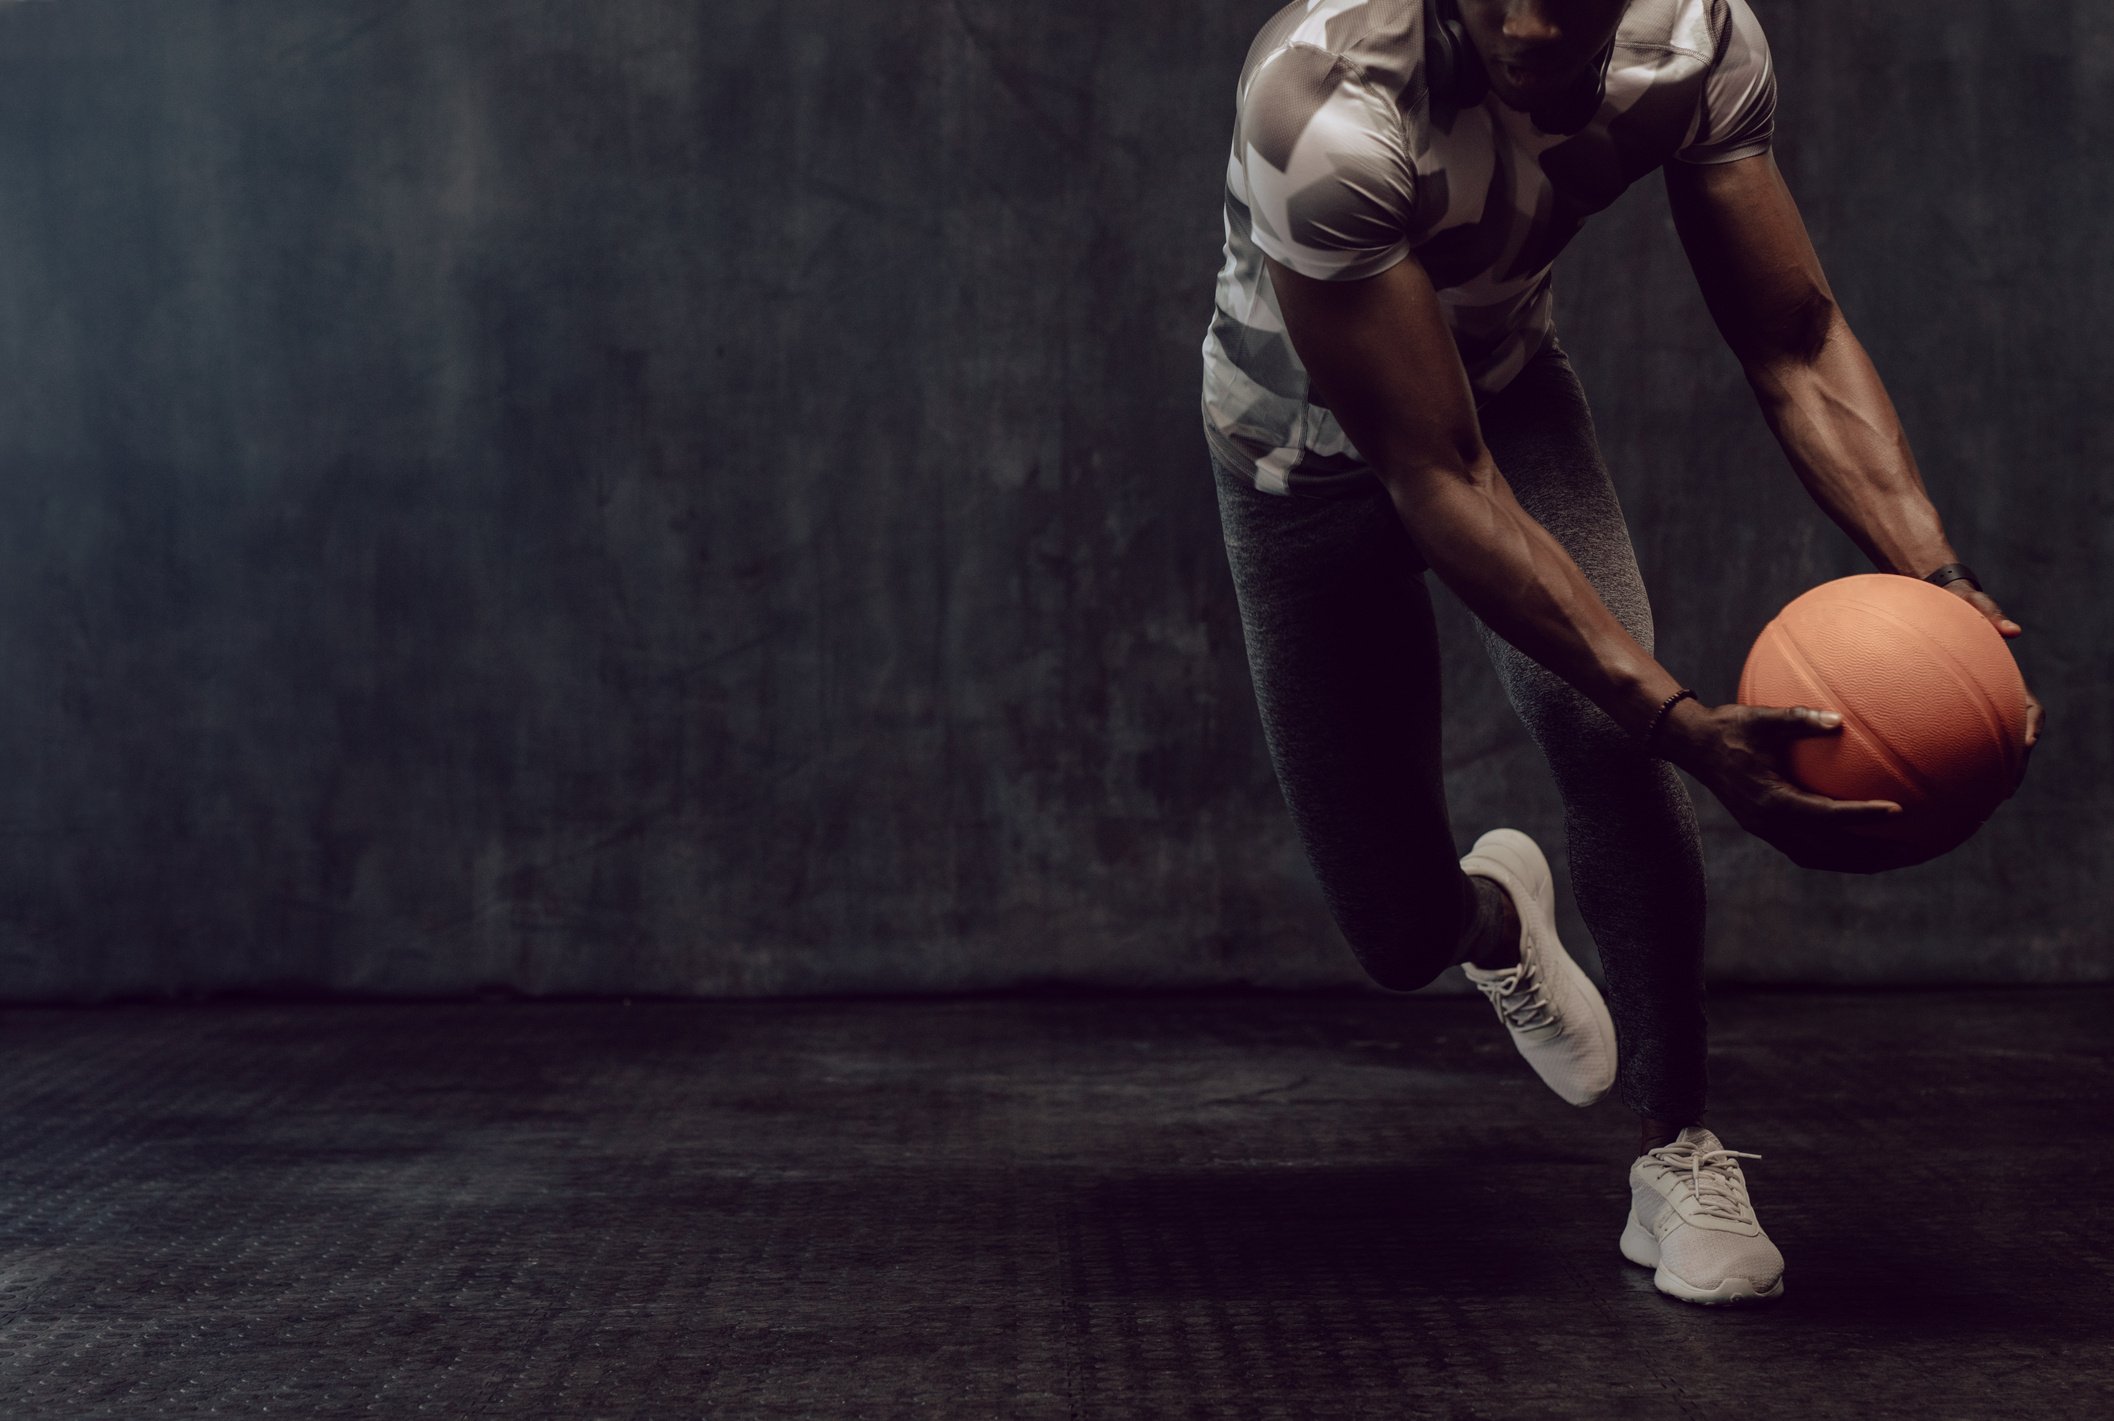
<box><xmin>1646</xmin><ymin>1140</ymin><xmax>1763</xmax><ymax>1222</ymax></box>
<box><xmin>1469</xmin><ymin>960</ymin><xmax>1555</xmax><ymax>1031</ymax></box>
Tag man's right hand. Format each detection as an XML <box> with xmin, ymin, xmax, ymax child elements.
<box><xmin>1656</xmin><ymin>700</ymin><xmax>1921</xmax><ymax>873</ymax></box>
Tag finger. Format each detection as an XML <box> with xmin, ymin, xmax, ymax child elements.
<box><xmin>1754</xmin><ymin>704</ymin><xmax>1846</xmax><ymax>738</ymax></box>
<box><xmin>1775</xmin><ymin>787</ymin><xmax>1904</xmax><ymax>820</ymax></box>
<box><xmin>1955</xmin><ymin>586</ymin><xmax>2022</xmax><ymax>637</ymax></box>
<box><xmin>2025</xmin><ymin>699</ymin><xmax>2043</xmax><ymax>746</ymax></box>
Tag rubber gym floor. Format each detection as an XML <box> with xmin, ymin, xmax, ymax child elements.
<box><xmin>0</xmin><ymin>986</ymin><xmax>2105</xmax><ymax>1418</ymax></box>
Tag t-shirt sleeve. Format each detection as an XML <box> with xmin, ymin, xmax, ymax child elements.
<box><xmin>1235</xmin><ymin>44</ymin><xmax>1418</xmax><ymax>281</ymax></box>
<box><xmin>1674</xmin><ymin>0</ymin><xmax>1778</xmax><ymax>165</ymax></box>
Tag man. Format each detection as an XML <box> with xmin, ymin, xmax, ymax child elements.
<box><xmin>1198</xmin><ymin>0</ymin><xmax>2043</xmax><ymax>1306</ymax></box>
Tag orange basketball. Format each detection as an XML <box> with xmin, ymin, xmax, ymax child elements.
<box><xmin>1736</xmin><ymin>573</ymin><xmax>2028</xmax><ymax>862</ymax></box>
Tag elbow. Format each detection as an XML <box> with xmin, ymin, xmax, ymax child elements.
<box><xmin>1373</xmin><ymin>450</ymin><xmax>1500</xmax><ymax>563</ymax></box>
<box><xmin>1739</xmin><ymin>290</ymin><xmax>1843</xmax><ymax>398</ymax></box>
<box><xmin>1375</xmin><ymin>448</ymin><xmax>1487</xmax><ymax>510</ymax></box>
<box><xmin>1741</xmin><ymin>289</ymin><xmax>1843</xmax><ymax>372</ymax></box>
<box><xmin>1370</xmin><ymin>421</ymin><xmax>1490</xmax><ymax>499</ymax></box>
<box><xmin>1785</xmin><ymin>289</ymin><xmax>1843</xmax><ymax>364</ymax></box>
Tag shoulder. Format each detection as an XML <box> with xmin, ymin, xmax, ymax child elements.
<box><xmin>1235</xmin><ymin>0</ymin><xmax>1431</xmax><ymax>170</ymax></box>
<box><xmin>1231</xmin><ymin>3</ymin><xmax>1428</xmax><ymax>280</ymax></box>
<box><xmin>1611</xmin><ymin>0</ymin><xmax>1769</xmax><ymax>67</ymax></box>
<box><xmin>1236</xmin><ymin>0</ymin><xmax>1426</xmax><ymax>118</ymax></box>
<box><xmin>1241</xmin><ymin>45</ymin><xmax>1387</xmax><ymax>176</ymax></box>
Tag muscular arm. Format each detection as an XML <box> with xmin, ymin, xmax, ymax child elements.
<box><xmin>1263</xmin><ymin>249</ymin><xmax>1688</xmax><ymax>741</ymax></box>
<box><xmin>1666</xmin><ymin>149</ymin><xmax>2042</xmax><ymax>757</ymax></box>
<box><xmin>1664</xmin><ymin>152</ymin><xmax>1959</xmax><ymax>579</ymax></box>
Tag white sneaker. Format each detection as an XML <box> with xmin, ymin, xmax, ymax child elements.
<box><xmin>1457</xmin><ymin>828</ymin><xmax>1616</xmax><ymax>1107</ymax></box>
<box><xmin>1620</xmin><ymin>1125</ymin><xmax>1786</xmax><ymax>1306</ymax></box>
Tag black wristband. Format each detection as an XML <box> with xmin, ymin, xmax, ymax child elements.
<box><xmin>1642</xmin><ymin>688</ymin><xmax>1698</xmax><ymax>758</ymax></box>
<box><xmin>1923</xmin><ymin>562</ymin><xmax>1982</xmax><ymax>592</ymax></box>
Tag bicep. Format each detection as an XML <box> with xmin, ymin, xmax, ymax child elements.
<box><xmin>1262</xmin><ymin>250</ymin><xmax>1485</xmax><ymax>492</ymax></box>
<box><xmin>1664</xmin><ymin>152</ymin><xmax>1837</xmax><ymax>365</ymax></box>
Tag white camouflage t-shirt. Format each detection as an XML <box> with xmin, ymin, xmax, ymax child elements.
<box><xmin>1201</xmin><ymin>0</ymin><xmax>1778</xmax><ymax>495</ymax></box>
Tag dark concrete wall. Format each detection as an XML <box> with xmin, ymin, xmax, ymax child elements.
<box><xmin>0</xmin><ymin>0</ymin><xmax>2100</xmax><ymax>1000</ymax></box>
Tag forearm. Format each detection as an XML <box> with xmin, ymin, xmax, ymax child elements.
<box><xmin>1744</xmin><ymin>311</ymin><xmax>1958</xmax><ymax>577</ymax></box>
<box><xmin>1387</xmin><ymin>461</ymin><xmax>1685</xmax><ymax>741</ymax></box>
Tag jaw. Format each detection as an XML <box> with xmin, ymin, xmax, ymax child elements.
<box><xmin>1483</xmin><ymin>56</ymin><xmax>1592</xmax><ymax>110</ymax></box>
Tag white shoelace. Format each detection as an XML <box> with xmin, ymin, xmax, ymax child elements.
<box><xmin>1469</xmin><ymin>960</ymin><xmax>1555</xmax><ymax>1031</ymax></box>
<box><xmin>1646</xmin><ymin>1140</ymin><xmax>1763</xmax><ymax>1222</ymax></box>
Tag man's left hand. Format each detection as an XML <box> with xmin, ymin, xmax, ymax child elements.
<box><xmin>1943</xmin><ymin>582</ymin><xmax>2043</xmax><ymax>794</ymax></box>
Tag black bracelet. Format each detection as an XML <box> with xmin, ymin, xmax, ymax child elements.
<box><xmin>1642</xmin><ymin>688</ymin><xmax>1698</xmax><ymax>757</ymax></box>
<box><xmin>1923</xmin><ymin>562</ymin><xmax>1982</xmax><ymax>592</ymax></box>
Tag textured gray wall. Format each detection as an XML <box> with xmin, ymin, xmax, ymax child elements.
<box><xmin>0</xmin><ymin>0</ymin><xmax>2101</xmax><ymax>1001</ymax></box>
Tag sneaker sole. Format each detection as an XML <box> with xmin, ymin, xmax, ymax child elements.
<box><xmin>1461</xmin><ymin>829</ymin><xmax>1616</xmax><ymax>1107</ymax></box>
<box><xmin>1620</xmin><ymin>1212</ymin><xmax>1785</xmax><ymax>1306</ymax></box>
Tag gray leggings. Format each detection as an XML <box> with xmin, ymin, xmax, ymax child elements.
<box><xmin>1209</xmin><ymin>339</ymin><xmax>1708</xmax><ymax>1121</ymax></box>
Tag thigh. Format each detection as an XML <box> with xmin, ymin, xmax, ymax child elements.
<box><xmin>1477</xmin><ymin>340</ymin><xmax>1656</xmax><ymax>656</ymax></box>
<box><xmin>1468</xmin><ymin>341</ymin><xmax>1664</xmax><ymax>770</ymax></box>
<box><xmin>1210</xmin><ymin>451</ymin><xmax>1470</xmax><ymax>981</ymax></box>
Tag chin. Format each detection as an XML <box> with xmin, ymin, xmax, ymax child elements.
<box><xmin>1486</xmin><ymin>60</ymin><xmax>1583</xmax><ymax>113</ymax></box>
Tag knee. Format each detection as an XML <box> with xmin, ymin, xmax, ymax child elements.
<box><xmin>1343</xmin><ymin>881</ymin><xmax>1474</xmax><ymax>993</ymax></box>
<box><xmin>1523</xmin><ymin>696</ymin><xmax>1655</xmax><ymax>777</ymax></box>
<box><xmin>1344</xmin><ymin>866</ymin><xmax>1479</xmax><ymax>989</ymax></box>
<box><xmin>1359</xmin><ymin>947</ymin><xmax>1456</xmax><ymax>993</ymax></box>
<box><xmin>1301</xmin><ymin>834</ymin><xmax>1482</xmax><ymax>994</ymax></box>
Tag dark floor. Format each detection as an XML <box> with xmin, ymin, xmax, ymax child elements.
<box><xmin>0</xmin><ymin>988</ymin><xmax>2108</xmax><ymax>1419</ymax></box>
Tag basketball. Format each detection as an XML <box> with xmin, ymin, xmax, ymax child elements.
<box><xmin>1736</xmin><ymin>574</ymin><xmax>2029</xmax><ymax>863</ymax></box>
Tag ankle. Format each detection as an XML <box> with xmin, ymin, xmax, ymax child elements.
<box><xmin>1456</xmin><ymin>876</ymin><xmax>1521</xmax><ymax>970</ymax></box>
<box><xmin>1638</xmin><ymin>1115</ymin><xmax>1705</xmax><ymax>1153</ymax></box>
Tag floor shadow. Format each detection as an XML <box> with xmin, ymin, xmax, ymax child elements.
<box><xmin>1060</xmin><ymin>1159</ymin><xmax>1566</xmax><ymax>1304</ymax></box>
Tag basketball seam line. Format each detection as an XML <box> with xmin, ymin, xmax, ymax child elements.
<box><xmin>1772</xmin><ymin>624</ymin><xmax>1943</xmax><ymax>804</ymax></box>
<box><xmin>1831</xmin><ymin>595</ymin><xmax>2022</xmax><ymax>786</ymax></box>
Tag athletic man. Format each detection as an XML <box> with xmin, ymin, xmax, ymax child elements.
<box><xmin>1199</xmin><ymin>0</ymin><xmax>2043</xmax><ymax>1305</ymax></box>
